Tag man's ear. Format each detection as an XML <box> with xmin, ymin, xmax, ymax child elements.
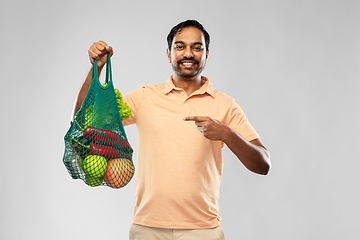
<box><xmin>206</xmin><ymin>50</ymin><xmax>209</xmax><ymax>59</ymax></box>
<box><xmin>166</xmin><ymin>49</ymin><xmax>171</xmax><ymax>63</ymax></box>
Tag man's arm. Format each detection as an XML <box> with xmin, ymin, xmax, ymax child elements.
<box><xmin>72</xmin><ymin>41</ymin><xmax>113</xmax><ymax>118</ymax></box>
<box><xmin>183</xmin><ymin>116</ymin><xmax>271</xmax><ymax>175</ymax></box>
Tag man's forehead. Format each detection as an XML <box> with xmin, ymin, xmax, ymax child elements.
<box><xmin>172</xmin><ymin>27</ymin><xmax>205</xmax><ymax>44</ymax></box>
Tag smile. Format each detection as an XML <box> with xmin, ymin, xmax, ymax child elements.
<box><xmin>180</xmin><ymin>61</ymin><xmax>197</xmax><ymax>68</ymax></box>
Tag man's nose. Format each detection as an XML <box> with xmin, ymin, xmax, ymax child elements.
<box><xmin>183</xmin><ymin>47</ymin><xmax>194</xmax><ymax>58</ymax></box>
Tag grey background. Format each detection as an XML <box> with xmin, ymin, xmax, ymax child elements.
<box><xmin>1</xmin><ymin>0</ymin><xmax>359</xmax><ymax>239</ymax></box>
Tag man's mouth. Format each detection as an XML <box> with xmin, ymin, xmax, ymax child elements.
<box><xmin>179</xmin><ymin>61</ymin><xmax>198</xmax><ymax>68</ymax></box>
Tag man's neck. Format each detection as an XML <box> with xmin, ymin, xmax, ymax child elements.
<box><xmin>172</xmin><ymin>75</ymin><xmax>204</xmax><ymax>96</ymax></box>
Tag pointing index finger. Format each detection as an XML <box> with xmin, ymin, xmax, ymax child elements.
<box><xmin>183</xmin><ymin>116</ymin><xmax>207</xmax><ymax>122</ymax></box>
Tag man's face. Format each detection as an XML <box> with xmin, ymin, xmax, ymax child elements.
<box><xmin>167</xmin><ymin>27</ymin><xmax>209</xmax><ymax>79</ymax></box>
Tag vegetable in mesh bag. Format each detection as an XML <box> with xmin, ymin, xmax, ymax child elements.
<box><xmin>89</xmin><ymin>142</ymin><xmax>131</xmax><ymax>159</ymax></box>
<box><xmin>115</xmin><ymin>88</ymin><xmax>132</xmax><ymax>120</ymax></box>
<box><xmin>102</xmin><ymin>83</ymin><xmax>132</xmax><ymax>121</ymax></box>
<box><xmin>84</xmin><ymin>126</ymin><xmax>132</xmax><ymax>150</ymax></box>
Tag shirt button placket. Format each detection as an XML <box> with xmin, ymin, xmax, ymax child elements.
<box><xmin>180</xmin><ymin>91</ymin><xmax>188</xmax><ymax>103</ymax></box>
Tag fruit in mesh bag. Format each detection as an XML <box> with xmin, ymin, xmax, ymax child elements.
<box><xmin>85</xmin><ymin>175</ymin><xmax>103</xmax><ymax>187</ymax></box>
<box><xmin>104</xmin><ymin>158</ymin><xmax>134</xmax><ymax>188</ymax></box>
<box><xmin>83</xmin><ymin>155</ymin><xmax>107</xmax><ymax>178</ymax></box>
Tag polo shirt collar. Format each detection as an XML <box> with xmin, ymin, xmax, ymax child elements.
<box><xmin>164</xmin><ymin>75</ymin><xmax>215</xmax><ymax>98</ymax></box>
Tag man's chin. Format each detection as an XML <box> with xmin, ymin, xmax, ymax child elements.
<box><xmin>172</xmin><ymin>65</ymin><xmax>205</xmax><ymax>79</ymax></box>
<box><xmin>175</xmin><ymin>69</ymin><xmax>201</xmax><ymax>78</ymax></box>
<box><xmin>180</xmin><ymin>73</ymin><xmax>198</xmax><ymax>78</ymax></box>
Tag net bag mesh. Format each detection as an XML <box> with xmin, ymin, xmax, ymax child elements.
<box><xmin>63</xmin><ymin>53</ymin><xmax>134</xmax><ymax>188</ymax></box>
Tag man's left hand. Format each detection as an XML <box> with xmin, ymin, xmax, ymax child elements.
<box><xmin>184</xmin><ymin>116</ymin><xmax>228</xmax><ymax>141</ymax></box>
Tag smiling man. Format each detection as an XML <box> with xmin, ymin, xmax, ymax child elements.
<box><xmin>167</xmin><ymin>26</ymin><xmax>208</xmax><ymax>82</ymax></box>
<box><xmin>73</xmin><ymin>20</ymin><xmax>271</xmax><ymax>240</ymax></box>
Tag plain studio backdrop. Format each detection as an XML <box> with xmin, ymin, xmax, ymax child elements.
<box><xmin>1</xmin><ymin>0</ymin><xmax>359</xmax><ymax>239</ymax></box>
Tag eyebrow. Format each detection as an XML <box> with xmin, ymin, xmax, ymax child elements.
<box><xmin>174</xmin><ymin>41</ymin><xmax>203</xmax><ymax>46</ymax></box>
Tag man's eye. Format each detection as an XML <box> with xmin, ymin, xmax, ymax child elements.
<box><xmin>175</xmin><ymin>45</ymin><xmax>184</xmax><ymax>50</ymax></box>
<box><xmin>193</xmin><ymin>46</ymin><xmax>203</xmax><ymax>51</ymax></box>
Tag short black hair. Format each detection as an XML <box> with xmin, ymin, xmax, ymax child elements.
<box><xmin>167</xmin><ymin>20</ymin><xmax>210</xmax><ymax>53</ymax></box>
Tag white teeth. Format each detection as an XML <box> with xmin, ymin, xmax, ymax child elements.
<box><xmin>183</xmin><ymin>63</ymin><xmax>193</xmax><ymax>65</ymax></box>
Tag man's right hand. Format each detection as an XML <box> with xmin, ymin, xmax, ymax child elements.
<box><xmin>88</xmin><ymin>40</ymin><xmax>113</xmax><ymax>67</ymax></box>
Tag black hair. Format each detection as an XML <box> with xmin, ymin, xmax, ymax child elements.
<box><xmin>167</xmin><ymin>20</ymin><xmax>210</xmax><ymax>53</ymax></box>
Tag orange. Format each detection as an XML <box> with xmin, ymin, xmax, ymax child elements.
<box><xmin>104</xmin><ymin>158</ymin><xmax>134</xmax><ymax>188</ymax></box>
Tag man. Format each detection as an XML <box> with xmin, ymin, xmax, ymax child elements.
<box><xmin>73</xmin><ymin>20</ymin><xmax>271</xmax><ymax>240</ymax></box>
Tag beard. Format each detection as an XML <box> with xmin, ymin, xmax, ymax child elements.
<box><xmin>171</xmin><ymin>59</ymin><xmax>206</xmax><ymax>78</ymax></box>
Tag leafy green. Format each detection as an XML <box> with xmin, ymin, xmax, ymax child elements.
<box><xmin>101</xmin><ymin>84</ymin><xmax>132</xmax><ymax>120</ymax></box>
<box><xmin>115</xmin><ymin>88</ymin><xmax>132</xmax><ymax>120</ymax></box>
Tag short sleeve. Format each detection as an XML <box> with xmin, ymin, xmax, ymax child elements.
<box><xmin>226</xmin><ymin>98</ymin><xmax>259</xmax><ymax>142</ymax></box>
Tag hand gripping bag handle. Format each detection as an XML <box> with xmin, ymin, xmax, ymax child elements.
<box><xmin>92</xmin><ymin>53</ymin><xmax>112</xmax><ymax>86</ymax></box>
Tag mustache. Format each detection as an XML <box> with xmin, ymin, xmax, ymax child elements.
<box><xmin>177</xmin><ymin>58</ymin><xmax>199</xmax><ymax>64</ymax></box>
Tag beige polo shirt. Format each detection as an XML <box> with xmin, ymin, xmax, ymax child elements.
<box><xmin>122</xmin><ymin>76</ymin><xmax>259</xmax><ymax>229</ymax></box>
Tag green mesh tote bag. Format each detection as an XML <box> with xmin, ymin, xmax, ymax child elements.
<box><xmin>63</xmin><ymin>53</ymin><xmax>134</xmax><ymax>188</ymax></box>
